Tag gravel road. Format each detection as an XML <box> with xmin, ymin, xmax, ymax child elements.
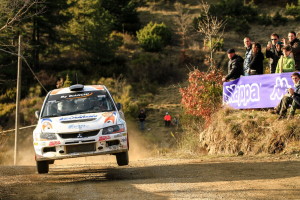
<box><xmin>0</xmin><ymin>155</ymin><xmax>299</xmax><ymax>200</ymax></box>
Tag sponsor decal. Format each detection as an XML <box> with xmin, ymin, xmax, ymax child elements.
<box><xmin>49</xmin><ymin>141</ymin><xmax>61</xmax><ymax>146</ymax></box>
<box><xmin>104</xmin><ymin>112</ymin><xmax>116</xmax><ymax>124</ymax></box>
<box><xmin>270</xmin><ymin>77</ymin><xmax>292</xmax><ymax>100</ymax></box>
<box><xmin>121</xmin><ymin>138</ymin><xmax>127</xmax><ymax>143</ymax></box>
<box><xmin>39</xmin><ymin>141</ymin><xmax>47</xmax><ymax>146</ymax></box>
<box><xmin>223</xmin><ymin>73</ymin><xmax>295</xmax><ymax>109</ymax></box>
<box><xmin>66</xmin><ymin>92</ymin><xmax>93</xmax><ymax>99</ymax></box>
<box><xmin>224</xmin><ymin>83</ymin><xmax>260</xmax><ymax>106</ymax></box>
<box><xmin>102</xmin><ymin>112</ymin><xmax>113</xmax><ymax>117</ymax></box>
<box><xmin>41</xmin><ymin>119</ymin><xmax>53</xmax><ymax>131</ymax></box>
<box><xmin>68</xmin><ymin>124</ymin><xmax>89</xmax><ymax>129</ymax></box>
<box><xmin>99</xmin><ymin>135</ymin><xmax>111</xmax><ymax>141</ymax></box>
<box><xmin>60</xmin><ymin>114</ymin><xmax>98</xmax><ymax>121</ymax></box>
<box><xmin>33</xmin><ymin>142</ymin><xmax>39</xmax><ymax>146</ymax></box>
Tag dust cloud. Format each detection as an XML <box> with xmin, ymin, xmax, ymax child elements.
<box><xmin>0</xmin><ymin>119</ymin><xmax>153</xmax><ymax>166</ymax></box>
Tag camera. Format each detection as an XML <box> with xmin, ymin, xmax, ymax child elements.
<box><xmin>277</xmin><ymin>41</ymin><xmax>283</xmax><ymax>45</ymax></box>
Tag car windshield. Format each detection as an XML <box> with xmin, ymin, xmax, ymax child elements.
<box><xmin>41</xmin><ymin>90</ymin><xmax>115</xmax><ymax>118</ymax></box>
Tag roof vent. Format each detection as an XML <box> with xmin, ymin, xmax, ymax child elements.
<box><xmin>69</xmin><ymin>84</ymin><xmax>84</xmax><ymax>91</ymax></box>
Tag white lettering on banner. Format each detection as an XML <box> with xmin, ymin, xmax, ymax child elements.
<box><xmin>270</xmin><ymin>77</ymin><xmax>292</xmax><ymax>100</ymax></box>
<box><xmin>224</xmin><ymin>83</ymin><xmax>260</xmax><ymax>106</ymax></box>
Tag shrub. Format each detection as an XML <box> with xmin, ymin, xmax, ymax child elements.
<box><xmin>179</xmin><ymin>67</ymin><xmax>223</xmax><ymax>124</ymax></box>
<box><xmin>137</xmin><ymin>22</ymin><xmax>172</xmax><ymax>52</ymax></box>
<box><xmin>285</xmin><ymin>2</ymin><xmax>300</xmax><ymax>21</ymax></box>
<box><xmin>0</xmin><ymin>88</ymin><xmax>16</xmax><ymax>103</ymax></box>
<box><xmin>128</xmin><ymin>52</ymin><xmax>182</xmax><ymax>93</ymax></box>
<box><xmin>272</xmin><ymin>11</ymin><xmax>288</xmax><ymax>26</ymax></box>
<box><xmin>94</xmin><ymin>76</ymin><xmax>140</xmax><ymax>117</ymax></box>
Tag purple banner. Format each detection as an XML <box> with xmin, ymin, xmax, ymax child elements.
<box><xmin>223</xmin><ymin>72</ymin><xmax>295</xmax><ymax>109</ymax></box>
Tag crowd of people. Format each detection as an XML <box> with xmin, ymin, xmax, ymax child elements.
<box><xmin>223</xmin><ymin>31</ymin><xmax>300</xmax><ymax>119</ymax></box>
<box><xmin>222</xmin><ymin>31</ymin><xmax>300</xmax><ymax>82</ymax></box>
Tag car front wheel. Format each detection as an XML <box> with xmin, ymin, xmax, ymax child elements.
<box><xmin>116</xmin><ymin>151</ymin><xmax>129</xmax><ymax>166</ymax></box>
<box><xmin>36</xmin><ymin>161</ymin><xmax>49</xmax><ymax>174</ymax></box>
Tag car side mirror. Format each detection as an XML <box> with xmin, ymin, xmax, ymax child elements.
<box><xmin>116</xmin><ymin>103</ymin><xmax>122</xmax><ymax>111</ymax></box>
<box><xmin>35</xmin><ymin>110</ymin><xmax>40</xmax><ymax>119</ymax></box>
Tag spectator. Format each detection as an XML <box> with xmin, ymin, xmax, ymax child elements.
<box><xmin>138</xmin><ymin>109</ymin><xmax>146</xmax><ymax>131</ymax></box>
<box><xmin>248</xmin><ymin>42</ymin><xmax>264</xmax><ymax>75</ymax></box>
<box><xmin>275</xmin><ymin>45</ymin><xmax>295</xmax><ymax>73</ymax></box>
<box><xmin>282</xmin><ymin>31</ymin><xmax>300</xmax><ymax>71</ymax></box>
<box><xmin>222</xmin><ymin>48</ymin><xmax>244</xmax><ymax>82</ymax></box>
<box><xmin>266</xmin><ymin>33</ymin><xmax>283</xmax><ymax>73</ymax></box>
<box><xmin>243</xmin><ymin>37</ymin><xmax>252</xmax><ymax>76</ymax></box>
<box><xmin>270</xmin><ymin>72</ymin><xmax>300</xmax><ymax>119</ymax></box>
<box><xmin>164</xmin><ymin>112</ymin><xmax>172</xmax><ymax>127</ymax></box>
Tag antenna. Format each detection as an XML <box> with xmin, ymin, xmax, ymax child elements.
<box><xmin>75</xmin><ymin>73</ymin><xmax>78</xmax><ymax>84</ymax></box>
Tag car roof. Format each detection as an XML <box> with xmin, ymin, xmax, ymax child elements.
<box><xmin>49</xmin><ymin>85</ymin><xmax>107</xmax><ymax>95</ymax></box>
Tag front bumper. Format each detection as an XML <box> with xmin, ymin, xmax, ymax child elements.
<box><xmin>34</xmin><ymin>134</ymin><xmax>128</xmax><ymax>161</ymax></box>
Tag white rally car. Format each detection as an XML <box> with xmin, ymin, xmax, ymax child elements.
<box><xmin>33</xmin><ymin>84</ymin><xmax>129</xmax><ymax>173</ymax></box>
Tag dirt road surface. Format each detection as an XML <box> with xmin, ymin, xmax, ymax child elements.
<box><xmin>0</xmin><ymin>155</ymin><xmax>299</xmax><ymax>200</ymax></box>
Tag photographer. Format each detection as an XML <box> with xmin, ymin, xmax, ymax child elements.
<box><xmin>270</xmin><ymin>72</ymin><xmax>300</xmax><ymax>119</ymax></box>
<box><xmin>266</xmin><ymin>33</ymin><xmax>283</xmax><ymax>73</ymax></box>
<box><xmin>282</xmin><ymin>31</ymin><xmax>300</xmax><ymax>71</ymax></box>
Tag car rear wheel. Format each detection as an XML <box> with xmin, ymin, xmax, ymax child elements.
<box><xmin>36</xmin><ymin>161</ymin><xmax>49</xmax><ymax>174</ymax></box>
<box><xmin>116</xmin><ymin>151</ymin><xmax>129</xmax><ymax>166</ymax></box>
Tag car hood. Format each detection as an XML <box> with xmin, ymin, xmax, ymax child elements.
<box><xmin>37</xmin><ymin>111</ymin><xmax>123</xmax><ymax>134</ymax></box>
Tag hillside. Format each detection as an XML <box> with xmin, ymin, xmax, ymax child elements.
<box><xmin>1</xmin><ymin>0</ymin><xmax>300</xmax><ymax>162</ymax></box>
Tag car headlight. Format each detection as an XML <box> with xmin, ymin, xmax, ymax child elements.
<box><xmin>40</xmin><ymin>132</ymin><xmax>57</xmax><ymax>140</ymax></box>
<box><xmin>102</xmin><ymin>124</ymin><xmax>125</xmax><ymax>135</ymax></box>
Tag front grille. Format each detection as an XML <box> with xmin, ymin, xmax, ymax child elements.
<box><xmin>66</xmin><ymin>143</ymin><xmax>96</xmax><ymax>154</ymax></box>
<box><xmin>43</xmin><ymin>147</ymin><xmax>56</xmax><ymax>153</ymax></box>
<box><xmin>59</xmin><ymin>130</ymin><xmax>100</xmax><ymax>139</ymax></box>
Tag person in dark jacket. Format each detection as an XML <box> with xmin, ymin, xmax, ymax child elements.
<box><xmin>222</xmin><ymin>48</ymin><xmax>244</xmax><ymax>82</ymax></box>
<box><xmin>282</xmin><ymin>31</ymin><xmax>300</xmax><ymax>71</ymax></box>
<box><xmin>248</xmin><ymin>42</ymin><xmax>264</xmax><ymax>75</ymax></box>
<box><xmin>138</xmin><ymin>109</ymin><xmax>146</xmax><ymax>130</ymax></box>
<box><xmin>266</xmin><ymin>33</ymin><xmax>283</xmax><ymax>73</ymax></box>
<box><xmin>270</xmin><ymin>72</ymin><xmax>300</xmax><ymax>119</ymax></box>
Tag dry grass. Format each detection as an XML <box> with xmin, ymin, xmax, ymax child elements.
<box><xmin>198</xmin><ymin>107</ymin><xmax>300</xmax><ymax>155</ymax></box>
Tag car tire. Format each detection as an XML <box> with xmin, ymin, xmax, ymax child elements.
<box><xmin>116</xmin><ymin>151</ymin><xmax>129</xmax><ymax>166</ymax></box>
<box><xmin>36</xmin><ymin>161</ymin><xmax>49</xmax><ymax>174</ymax></box>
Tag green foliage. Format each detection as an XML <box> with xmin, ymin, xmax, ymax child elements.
<box><xmin>285</xmin><ymin>1</ymin><xmax>300</xmax><ymax>21</ymax></box>
<box><xmin>128</xmin><ymin>52</ymin><xmax>181</xmax><ymax>93</ymax></box>
<box><xmin>94</xmin><ymin>77</ymin><xmax>140</xmax><ymax>117</ymax></box>
<box><xmin>0</xmin><ymin>103</ymin><xmax>15</xmax><ymax>128</ymax></box>
<box><xmin>101</xmin><ymin>0</ymin><xmax>141</xmax><ymax>33</ymax></box>
<box><xmin>257</xmin><ymin>13</ymin><xmax>273</xmax><ymax>26</ymax></box>
<box><xmin>28</xmin><ymin>85</ymin><xmax>42</xmax><ymax>98</ymax></box>
<box><xmin>137</xmin><ymin>22</ymin><xmax>172</xmax><ymax>52</ymax></box>
<box><xmin>272</xmin><ymin>11</ymin><xmax>288</xmax><ymax>26</ymax></box>
<box><xmin>0</xmin><ymin>88</ymin><xmax>16</xmax><ymax>103</ymax></box>
<box><xmin>256</xmin><ymin>12</ymin><xmax>287</xmax><ymax>26</ymax></box>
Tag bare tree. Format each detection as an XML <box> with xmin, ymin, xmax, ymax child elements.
<box><xmin>0</xmin><ymin>0</ymin><xmax>45</xmax><ymax>32</ymax></box>
<box><xmin>173</xmin><ymin>2</ymin><xmax>192</xmax><ymax>50</ymax></box>
<box><xmin>197</xmin><ymin>0</ymin><xmax>226</xmax><ymax>66</ymax></box>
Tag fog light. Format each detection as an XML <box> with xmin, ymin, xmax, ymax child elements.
<box><xmin>98</xmin><ymin>146</ymin><xmax>103</xmax><ymax>150</ymax></box>
<box><xmin>59</xmin><ymin>150</ymin><xmax>64</xmax><ymax>154</ymax></box>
